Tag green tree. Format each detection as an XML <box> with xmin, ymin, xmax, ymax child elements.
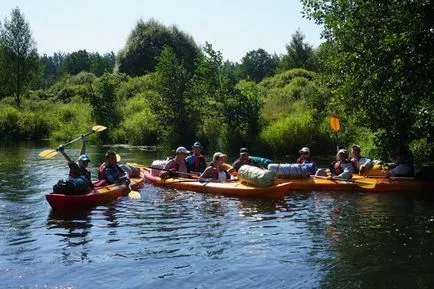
<box><xmin>302</xmin><ymin>0</ymin><xmax>434</xmax><ymax>157</ymax></box>
<box><xmin>116</xmin><ymin>19</ymin><xmax>199</xmax><ymax>76</ymax></box>
<box><xmin>154</xmin><ymin>46</ymin><xmax>195</xmax><ymax>147</ymax></box>
<box><xmin>239</xmin><ymin>49</ymin><xmax>278</xmax><ymax>82</ymax></box>
<box><xmin>89</xmin><ymin>73</ymin><xmax>124</xmax><ymax>141</ymax></box>
<box><xmin>39</xmin><ymin>52</ymin><xmax>65</xmax><ymax>88</ymax></box>
<box><xmin>279</xmin><ymin>29</ymin><xmax>316</xmax><ymax>71</ymax></box>
<box><xmin>89</xmin><ymin>52</ymin><xmax>115</xmax><ymax>76</ymax></box>
<box><xmin>0</xmin><ymin>8</ymin><xmax>40</xmax><ymax>107</ymax></box>
<box><xmin>61</xmin><ymin>50</ymin><xmax>91</xmax><ymax>75</ymax></box>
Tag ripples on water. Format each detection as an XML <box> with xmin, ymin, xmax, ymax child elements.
<box><xmin>1</xmin><ymin>143</ymin><xmax>434</xmax><ymax>288</ymax></box>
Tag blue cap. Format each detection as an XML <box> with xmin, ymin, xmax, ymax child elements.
<box><xmin>78</xmin><ymin>154</ymin><xmax>90</xmax><ymax>162</ymax></box>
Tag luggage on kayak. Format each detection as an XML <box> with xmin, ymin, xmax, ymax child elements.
<box><xmin>250</xmin><ymin>156</ymin><xmax>273</xmax><ymax>168</ymax></box>
<box><xmin>150</xmin><ymin>160</ymin><xmax>169</xmax><ymax>176</ymax></box>
<box><xmin>267</xmin><ymin>163</ymin><xmax>310</xmax><ymax>178</ymax></box>
<box><xmin>238</xmin><ymin>165</ymin><xmax>276</xmax><ymax>187</ymax></box>
<box><xmin>359</xmin><ymin>160</ymin><xmax>386</xmax><ymax>176</ymax></box>
<box><xmin>53</xmin><ymin>175</ymin><xmax>91</xmax><ymax>195</ymax></box>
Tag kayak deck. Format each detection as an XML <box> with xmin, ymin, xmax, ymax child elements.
<box><xmin>276</xmin><ymin>175</ymin><xmax>434</xmax><ymax>192</ymax></box>
<box><xmin>45</xmin><ymin>169</ymin><xmax>145</xmax><ymax>210</ymax></box>
<box><xmin>144</xmin><ymin>168</ymin><xmax>291</xmax><ymax>198</ymax></box>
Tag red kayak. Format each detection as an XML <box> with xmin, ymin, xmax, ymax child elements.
<box><xmin>45</xmin><ymin>169</ymin><xmax>145</xmax><ymax>210</ymax></box>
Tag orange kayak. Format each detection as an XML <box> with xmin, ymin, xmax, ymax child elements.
<box><xmin>276</xmin><ymin>175</ymin><xmax>434</xmax><ymax>192</ymax></box>
<box><xmin>144</xmin><ymin>168</ymin><xmax>291</xmax><ymax>198</ymax></box>
<box><xmin>46</xmin><ymin>169</ymin><xmax>145</xmax><ymax>210</ymax></box>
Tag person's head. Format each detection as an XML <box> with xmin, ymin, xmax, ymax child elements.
<box><xmin>105</xmin><ymin>151</ymin><xmax>117</xmax><ymax>165</ymax></box>
<box><xmin>239</xmin><ymin>148</ymin><xmax>249</xmax><ymax>161</ymax></box>
<box><xmin>351</xmin><ymin>144</ymin><xmax>361</xmax><ymax>158</ymax></box>
<box><xmin>77</xmin><ymin>154</ymin><xmax>90</xmax><ymax>168</ymax></box>
<box><xmin>175</xmin><ymin>146</ymin><xmax>190</xmax><ymax>159</ymax></box>
<box><xmin>336</xmin><ymin>149</ymin><xmax>349</xmax><ymax>161</ymax></box>
<box><xmin>212</xmin><ymin>152</ymin><xmax>226</xmax><ymax>166</ymax></box>
<box><xmin>299</xmin><ymin>147</ymin><xmax>310</xmax><ymax>157</ymax></box>
<box><xmin>191</xmin><ymin>141</ymin><xmax>203</xmax><ymax>155</ymax></box>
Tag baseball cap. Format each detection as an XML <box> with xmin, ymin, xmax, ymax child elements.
<box><xmin>78</xmin><ymin>154</ymin><xmax>90</xmax><ymax>162</ymax></box>
<box><xmin>192</xmin><ymin>141</ymin><xmax>203</xmax><ymax>149</ymax></box>
<box><xmin>213</xmin><ymin>152</ymin><xmax>227</xmax><ymax>161</ymax></box>
<box><xmin>299</xmin><ymin>147</ymin><xmax>310</xmax><ymax>153</ymax></box>
<box><xmin>176</xmin><ymin>146</ymin><xmax>190</xmax><ymax>154</ymax></box>
<box><xmin>240</xmin><ymin>148</ymin><xmax>249</xmax><ymax>155</ymax></box>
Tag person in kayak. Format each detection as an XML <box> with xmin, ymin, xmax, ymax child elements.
<box><xmin>384</xmin><ymin>146</ymin><xmax>414</xmax><ymax>177</ymax></box>
<box><xmin>232</xmin><ymin>148</ymin><xmax>259</xmax><ymax>172</ymax></box>
<box><xmin>330</xmin><ymin>149</ymin><xmax>357</xmax><ymax>179</ymax></box>
<box><xmin>58</xmin><ymin>135</ymin><xmax>92</xmax><ymax>183</ymax></box>
<box><xmin>185</xmin><ymin>141</ymin><xmax>207</xmax><ymax>174</ymax></box>
<box><xmin>316</xmin><ymin>149</ymin><xmax>357</xmax><ymax>179</ymax></box>
<box><xmin>97</xmin><ymin>151</ymin><xmax>130</xmax><ymax>186</ymax></box>
<box><xmin>200</xmin><ymin>152</ymin><xmax>232</xmax><ymax>180</ymax></box>
<box><xmin>296</xmin><ymin>147</ymin><xmax>317</xmax><ymax>175</ymax></box>
<box><xmin>160</xmin><ymin>146</ymin><xmax>191</xmax><ymax>179</ymax></box>
<box><xmin>350</xmin><ymin>144</ymin><xmax>370</xmax><ymax>172</ymax></box>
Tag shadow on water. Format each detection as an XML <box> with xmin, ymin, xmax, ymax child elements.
<box><xmin>305</xmin><ymin>191</ymin><xmax>434</xmax><ymax>289</ymax></box>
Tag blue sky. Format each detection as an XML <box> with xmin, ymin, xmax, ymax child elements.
<box><xmin>0</xmin><ymin>0</ymin><xmax>323</xmax><ymax>62</ymax></box>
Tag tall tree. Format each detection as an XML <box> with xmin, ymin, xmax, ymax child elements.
<box><xmin>61</xmin><ymin>50</ymin><xmax>91</xmax><ymax>75</ymax></box>
<box><xmin>239</xmin><ymin>49</ymin><xmax>278</xmax><ymax>83</ymax></box>
<box><xmin>154</xmin><ymin>46</ymin><xmax>195</xmax><ymax>147</ymax></box>
<box><xmin>116</xmin><ymin>19</ymin><xmax>199</xmax><ymax>76</ymax></box>
<box><xmin>0</xmin><ymin>7</ymin><xmax>40</xmax><ymax>107</ymax></box>
<box><xmin>302</xmin><ymin>0</ymin><xmax>434</xmax><ymax>154</ymax></box>
<box><xmin>279</xmin><ymin>29</ymin><xmax>316</xmax><ymax>71</ymax></box>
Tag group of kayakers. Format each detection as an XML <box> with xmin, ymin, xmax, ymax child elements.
<box><xmin>57</xmin><ymin>136</ymin><xmax>416</xmax><ymax>194</ymax></box>
<box><xmin>157</xmin><ymin>141</ymin><xmax>415</xmax><ymax>181</ymax></box>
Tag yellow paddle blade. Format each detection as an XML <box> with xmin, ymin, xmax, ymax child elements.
<box><xmin>330</xmin><ymin>115</ymin><xmax>341</xmax><ymax>132</ymax></box>
<box><xmin>92</xmin><ymin>125</ymin><xmax>107</xmax><ymax>132</ymax></box>
<box><xmin>116</xmin><ymin>153</ymin><xmax>121</xmax><ymax>162</ymax></box>
<box><xmin>39</xmin><ymin>149</ymin><xmax>58</xmax><ymax>159</ymax></box>
<box><xmin>128</xmin><ymin>190</ymin><xmax>141</xmax><ymax>199</ymax></box>
<box><xmin>354</xmin><ymin>178</ymin><xmax>377</xmax><ymax>189</ymax></box>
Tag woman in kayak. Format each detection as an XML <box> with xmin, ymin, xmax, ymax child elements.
<box><xmin>200</xmin><ymin>152</ymin><xmax>232</xmax><ymax>180</ymax></box>
<box><xmin>58</xmin><ymin>135</ymin><xmax>91</xmax><ymax>183</ymax></box>
<box><xmin>97</xmin><ymin>151</ymin><xmax>130</xmax><ymax>186</ymax></box>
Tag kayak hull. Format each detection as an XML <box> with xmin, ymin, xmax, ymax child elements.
<box><xmin>45</xmin><ymin>169</ymin><xmax>145</xmax><ymax>210</ymax></box>
<box><xmin>144</xmin><ymin>168</ymin><xmax>291</xmax><ymax>198</ymax></box>
<box><xmin>276</xmin><ymin>175</ymin><xmax>434</xmax><ymax>192</ymax></box>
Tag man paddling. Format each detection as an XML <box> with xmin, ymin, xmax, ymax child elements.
<box><xmin>58</xmin><ymin>135</ymin><xmax>92</xmax><ymax>183</ymax></box>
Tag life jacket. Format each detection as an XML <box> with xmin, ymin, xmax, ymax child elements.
<box><xmin>98</xmin><ymin>163</ymin><xmax>125</xmax><ymax>181</ymax></box>
<box><xmin>332</xmin><ymin>160</ymin><xmax>358</xmax><ymax>175</ymax></box>
<box><xmin>188</xmin><ymin>155</ymin><xmax>206</xmax><ymax>172</ymax></box>
<box><xmin>69</xmin><ymin>162</ymin><xmax>91</xmax><ymax>181</ymax></box>
<box><xmin>208</xmin><ymin>166</ymin><xmax>231</xmax><ymax>180</ymax></box>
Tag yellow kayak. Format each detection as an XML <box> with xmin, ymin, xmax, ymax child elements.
<box><xmin>144</xmin><ymin>168</ymin><xmax>292</xmax><ymax>198</ymax></box>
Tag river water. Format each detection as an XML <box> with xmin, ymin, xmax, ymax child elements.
<box><xmin>1</xmin><ymin>141</ymin><xmax>434</xmax><ymax>289</ymax></box>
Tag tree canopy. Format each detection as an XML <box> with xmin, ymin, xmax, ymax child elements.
<box><xmin>116</xmin><ymin>19</ymin><xmax>199</xmax><ymax>77</ymax></box>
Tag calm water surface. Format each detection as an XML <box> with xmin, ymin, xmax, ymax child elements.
<box><xmin>1</xmin><ymin>141</ymin><xmax>434</xmax><ymax>289</ymax></box>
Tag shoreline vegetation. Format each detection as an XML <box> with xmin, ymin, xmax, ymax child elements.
<box><xmin>0</xmin><ymin>4</ymin><xmax>433</xmax><ymax>165</ymax></box>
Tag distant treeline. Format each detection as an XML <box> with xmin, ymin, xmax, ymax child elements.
<box><xmin>0</xmin><ymin>2</ymin><xmax>433</xmax><ymax>163</ymax></box>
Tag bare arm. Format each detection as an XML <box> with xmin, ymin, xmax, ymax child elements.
<box><xmin>80</xmin><ymin>135</ymin><xmax>86</xmax><ymax>156</ymax></box>
<box><xmin>57</xmin><ymin>145</ymin><xmax>73</xmax><ymax>164</ymax></box>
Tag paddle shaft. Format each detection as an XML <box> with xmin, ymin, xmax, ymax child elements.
<box><xmin>61</xmin><ymin>130</ymin><xmax>96</xmax><ymax>149</ymax></box>
<box><xmin>149</xmin><ymin>166</ymin><xmax>199</xmax><ymax>177</ymax></box>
